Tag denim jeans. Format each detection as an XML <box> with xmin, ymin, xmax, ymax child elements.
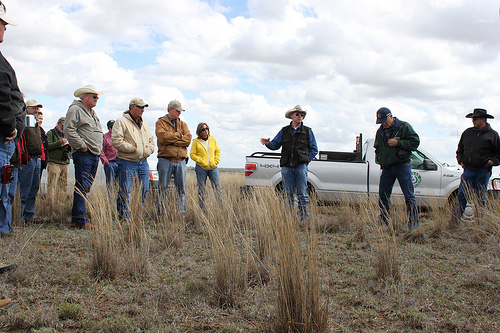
<box><xmin>72</xmin><ymin>150</ymin><xmax>99</xmax><ymax>226</ymax></box>
<box><xmin>451</xmin><ymin>166</ymin><xmax>492</xmax><ymax>222</ymax></box>
<box><xmin>195</xmin><ymin>164</ymin><xmax>221</xmax><ymax>210</ymax></box>
<box><xmin>0</xmin><ymin>137</ymin><xmax>15</xmax><ymax>234</ymax></box>
<box><xmin>157</xmin><ymin>158</ymin><xmax>187</xmax><ymax>214</ymax></box>
<box><xmin>104</xmin><ymin>160</ymin><xmax>118</xmax><ymax>191</ymax></box>
<box><xmin>379</xmin><ymin>162</ymin><xmax>419</xmax><ymax>228</ymax></box>
<box><xmin>281</xmin><ymin>163</ymin><xmax>309</xmax><ymax>220</ymax></box>
<box><xmin>116</xmin><ymin>157</ymin><xmax>149</xmax><ymax>221</ymax></box>
<box><xmin>18</xmin><ymin>156</ymin><xmax>41</xmax><ymax>221</ymax></box>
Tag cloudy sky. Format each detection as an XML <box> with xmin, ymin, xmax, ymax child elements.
<box><xmin>3</xmin><ymin>0</ymin><xmax>500</xmax><ymax>170</ymax></box>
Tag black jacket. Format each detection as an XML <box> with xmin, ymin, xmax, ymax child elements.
<box><xmin>456</xmin><ymin>123</ymin><xmax>500</xmax><ymax>170</ymax></box>
<box><xmin>0</xmin><ymin>52</ymin><xmax>25</xmax><ymax>138</ymax></box>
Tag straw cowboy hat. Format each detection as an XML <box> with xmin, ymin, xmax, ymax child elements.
<box><xmin>285</xmin><ymin>105</ymin><xmax>307</xmax><ymax>119</ymax></box>
<box><xmin>0</xmin><ymin>3</ymin><xmax>17</xmax><ymax>26</ymax></box>
<box><xmin>74</xmin><ymin>85</ymin><xmax>103</xmax><ymax>98</ymax></box>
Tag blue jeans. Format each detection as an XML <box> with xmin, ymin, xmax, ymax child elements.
<box><xmin>157</xmin><ymin>158</ymin><xmax>187</xmax><ymax>214</ymax></box>
<box><xmin>452</xmin><ymin>166</ymin><xmax>492</xmax><ymax>222</ymax></box>
<box><xmin>195</xmin><ymin>164</ymin><xmax>221</xmax><ymax>209</ymax></box>
<box><xmin>0</xmin><ymin>138</ymin><xmax>15</xmax><ymax>234</ymax></box>
<box><xmin>116</xmin><ymin>157</ymin><xmax>150</xmax><ymax>221</ymax></box>
<box><xmin>18</xmin><ymin>156</ymin><xmax>41</xmax><ymax>221</ymax></box>
<box><xmin>281</xmin><ymin>163</ymin><xmax>309</xmax><ymax>220</ymax></box>
<box><xmin>72</xmin><ymin>150</ymin><xmax>99</xmax><ymax>226</ymax></box>
<box><xmin>379</xmin><ymin>163</ymin><xmax>419</xmax><ymax>228</ymax></box>
<box><xmin>104</xmin><ymin>161</ymin><xmax>118</xmax><ymax>190</ymax></box>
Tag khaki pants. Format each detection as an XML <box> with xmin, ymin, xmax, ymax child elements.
<box><xmin>47</xmin><ymin>162</ymin><xmax>69</xmax><ymax>205</ymax></box>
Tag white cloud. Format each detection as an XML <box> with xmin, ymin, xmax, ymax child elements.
<box><xmin>2</xmin><ymin>0</ymin><xmax>500</xmax><ymax>173</ymax></box>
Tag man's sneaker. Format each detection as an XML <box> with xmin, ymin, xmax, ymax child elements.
<box><xmin>0</xmin><ymin>263</ymin><xmax>17</xmax><ymax>274</ymax></box>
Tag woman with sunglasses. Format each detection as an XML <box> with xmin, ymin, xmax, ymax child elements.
<box><xmin>190</xmin><ymin>123</ymin><xmax>221</xmax><ymax>210</ymax></box>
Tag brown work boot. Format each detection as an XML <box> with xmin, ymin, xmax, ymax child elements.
<box><xmin>0</xmin><ymin>299</ymin><xmax>12</xmax><ymax>307</ymax></box>
<box><xmin>81</xmin><ymin>223</ymin><xmax>93</xmax><ymax>230</ymax></box>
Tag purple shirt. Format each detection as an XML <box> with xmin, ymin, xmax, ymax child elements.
<box><xmin>99</xmin><ymin>131</ymin><xmax>117</xmax><ymax>164</ymax></box>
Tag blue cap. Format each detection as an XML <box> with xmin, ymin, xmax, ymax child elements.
<box><xmin>376</xmin><ymin>107</ymin><xmax>391</xmax><ymax>124</ymax></box>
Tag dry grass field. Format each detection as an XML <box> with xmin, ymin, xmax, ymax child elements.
<box><xmin>1</xmin><ymin>170</ymin><xmax>500</xmax><ymax>332</ymax></box>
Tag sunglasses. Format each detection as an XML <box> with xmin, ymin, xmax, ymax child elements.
<box><xmin>91</xmin><ymin>95</ymin><xmax>99</xmax><ymax>100</ymax></box>
<box><xmin>135</xmin><ymin>105</ymin><xmax>145</xmax><ymax>109</ymax></box>
<box><xmin>295</xmin><ymin>112</ymin><xmax>304</xmax><ymax>117</ymax></box>
<box><xmin>201</xmin><ymin>127</ymin><xmax>209</xmax><ymax>132</ymax></box>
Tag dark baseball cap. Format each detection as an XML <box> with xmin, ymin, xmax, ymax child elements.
<box><xmin>376</xmin><ymin>107</ymin><xmax>392</xmax><ymax>124</ymax></box>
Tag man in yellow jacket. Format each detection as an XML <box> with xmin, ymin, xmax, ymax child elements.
<box><xmin>156</xmin><ymin>100</ymin><xmax>192</xmax><ymax>215</ymax></box>
<box><xmin>112</xmin><ymin>97</ymin><xmax>155</xmax><ymax>221</ymax></box>
<box><xmin>190</xmin><ymin>122</ymin><xmax>221</xmax><ymax>210</ymax></box>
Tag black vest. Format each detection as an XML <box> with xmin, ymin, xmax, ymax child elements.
<box><xmin>280</xmin><ymin>124</ymin><xmax>310</xmax><ymax>167</ymax></box>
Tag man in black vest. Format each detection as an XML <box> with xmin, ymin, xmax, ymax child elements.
<box><xmin>260</xmin><ymin>105</ymin><xmax>318</xmax><ymax>220</ymax></box>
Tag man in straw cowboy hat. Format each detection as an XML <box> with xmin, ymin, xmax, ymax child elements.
<box><xmin>0</xmin><ymin>2</ymin><xmax>25</xmax><ymax>237</ymax></box>
<box><xmin>260</xmin><ymin>105</ymin><xmax>318</xmax><ymax>220</ymax></box>
<box><xmin>64</xmin><ymin>85</ymin><xmax>103</xmax><ymax>229</ymax></box>
<box><xmin>451</xmin><ymin>108</ymin><xmax>500</xmax><ymax>224</ymax></box>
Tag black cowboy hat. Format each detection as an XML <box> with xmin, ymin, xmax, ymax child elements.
<box><xmin>465</xmin><ymin>108</ymin><xmax>494</xmax><ymax>119</ymax></box>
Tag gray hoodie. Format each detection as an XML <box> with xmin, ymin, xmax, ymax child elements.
<box><xmin>64</xmin><ymin>99</ymin><xmax>103</xmax><ymax>155</ymax></box>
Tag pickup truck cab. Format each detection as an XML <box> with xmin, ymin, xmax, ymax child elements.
<box><xmin>244</xmin><ymin>134</ymin><xmax>500</xmax><ymax>207</ymax></box>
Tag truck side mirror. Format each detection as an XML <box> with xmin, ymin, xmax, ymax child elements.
<box><xmin>423</xmin><ymin>158</ymin><xmax>437</xmax><ymax>171</ymax></box>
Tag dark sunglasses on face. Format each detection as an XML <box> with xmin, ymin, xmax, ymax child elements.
<box><xmin>295</xmin><ymin>112</ymin><xmax>304</xmax><ymax>117</ymax></box>
<box><xmin>92</xmin><ymin>95</ymin><xmax>99</xmax><ymax>100</ymax></box>
<box><xmin>135</xmin><ymin>105</ymin><xmax>145</xmax><ymax>109</ymax></box>
<box><xmin>201</xmin><ymin>127</ymin><xmax>209</xmax><ymax>132</ymax></box>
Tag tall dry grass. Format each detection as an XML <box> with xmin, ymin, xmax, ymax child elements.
<box><xmin>26</xmin><ymin>168</ymin><xmax>500</xmax><ymax>331</ymax></box>
<box><xmin>85</xmin><ymin>178</ymin><xmax>150</xmax><ymax>280</ymax></box>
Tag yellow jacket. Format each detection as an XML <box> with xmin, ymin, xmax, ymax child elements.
<box><xmin>190</xmin><ymin>136</ymin><xmax>220</xmax><ymax>170</ymax></box>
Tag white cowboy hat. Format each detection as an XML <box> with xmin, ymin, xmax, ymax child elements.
<box><xmin>285</xmin><ymin>105</ymin><xmax>307</xmax><ymax>119</ymax></box>
<box><xmin>74</xmin><ymin>85</ymin><xmax>103</xmax><ymax>98</ymax></box>
<box><xmin>0</xmin><ymin>3</ymin><xmax>17</xmax><ymax>26</ymax></box>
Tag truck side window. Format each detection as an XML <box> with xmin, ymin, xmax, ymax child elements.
<box><xmin>410</xmin><ymin>151</ymin><xmax>426</xmax><ymax>170</ymax></box>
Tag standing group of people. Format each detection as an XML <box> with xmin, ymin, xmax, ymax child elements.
<box><xmin>63</xmin><ymin>87</ymin><xmax>223</xmax><ymax>229</ymax></box>
<box><xmin>0</xmin><ymin>2</ymin><xmax>498</xmax><ymax>236</ymax></box>
<box><xmin>261</xmin><ymin>105</ymin><xmax>500</xmax><ymax>228</ymax></box>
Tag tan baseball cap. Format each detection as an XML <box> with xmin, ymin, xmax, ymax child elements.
<box><xmin>129</xmin><ymin>97</ymin><xmax>149</xmax><ymax>107</ymax></box>
<box><xmin>26</xmin><ymin>99</ymin><xmax>43</xmax><ymax>108</ymax></box>
<box><xmin>168</xmin><ymin>100</ymin><xmax>185</xmax><ymax>112</ymax></box>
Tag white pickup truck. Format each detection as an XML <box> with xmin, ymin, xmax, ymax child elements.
<box><xmin>244</xmin><ymin>134</ymin><xmax>500</xmax><ymax>207</ymax></box>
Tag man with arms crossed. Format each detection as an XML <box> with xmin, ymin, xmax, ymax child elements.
<box><xmin>156</xmin><ymin>100</ymin><xmax>192</xmax><ymax>215</ymax></box>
